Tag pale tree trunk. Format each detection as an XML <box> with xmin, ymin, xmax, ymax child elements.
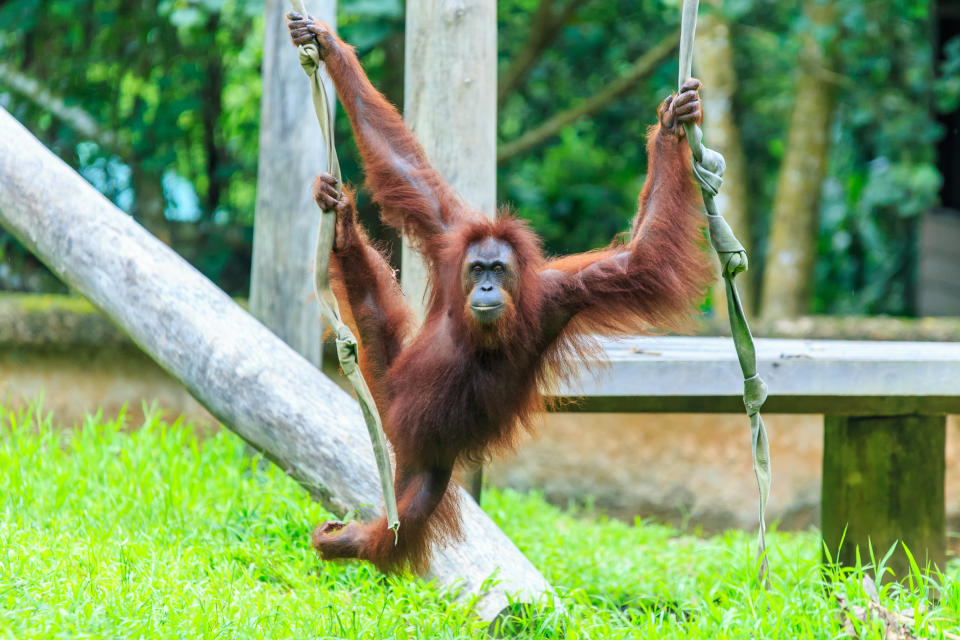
<box><xmin>403</xmin><ymin>0</ymin><xmax>498</xmax><ymax>499</ymax></box>
<box><xmin>760</xmin><ymin>1</ymin><xmax>839</xmax><ymax>320</ymax></box>
<box><xmin>250</xmin><ymin>0</ymin><xmax>336</xmax><ymax>365</ymax></box>
<box><xmin>694</xmin><ymin>12</ymin><xmax>753</xmax><ymax>315</ymax></box>
<box><xmin>0</xmin><ymin>107</ymin><xmax>553</xmax><ymax>623</ymax></box>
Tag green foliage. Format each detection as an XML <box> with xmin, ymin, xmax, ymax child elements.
<box><xmin>811</xmin><ymin>0</ymin><xmax>943</xmax><ymax>315</ymax></box>
<box><xmin>498</xmin><ymin>0</ymin><xmax>681</xmax><ymax>256</ymax></box>
<box><xmin>0</xmin><ymin>0</ymin><xmax>956</xmax><ymax>315</ymax></box>
<box><xmin>0</xmin><ymin>0</ymin><xmax>263</xmax><ymax>293</ymax></box>
<box><xmin>3</xmin><ymin>404</ymin><xmax>960</xmax><ymax>638</ymax></box>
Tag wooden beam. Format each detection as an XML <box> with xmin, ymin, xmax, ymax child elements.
<box><xmin>822</xmin><ymin>414</ymin><xmax>946</xmax><ymax>579</ymax></box>
<box><xmin>551</xmin><ymin>337</ymin><xmax>960</xmax><ymax>414</ymax></box>
<box><xmin>0</xmin><ymin>107</ymin><xmax>552</xmax><ymax>622</ymax></box>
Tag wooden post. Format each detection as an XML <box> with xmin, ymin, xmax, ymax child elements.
<box><xmin>403</xmin><ymin>0</ymin><xmax>497</xmax><ymax>500</ymax></box>
<box><xmin>250</xmin><ymin>0</ymin><xmax>336</xmax><ymax>364</ymax></box>
<box><xmin>0</xmin><ymin>107</ymin><xmax>554</xmax><ymax>622</ymax></box>
<box><xmin>822</xmin><ymin>414</ymin><xmax>946</xmax><ymax>579</ymax></box>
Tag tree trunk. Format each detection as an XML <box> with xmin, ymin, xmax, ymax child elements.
<box><xmin>760</xmin><ymin>1</ymin><xmax>839</xmax><ymax>320</ymax></box>
<box><xmin>202</xmin><ymin>11</ymin><xmax>226</xmax><ymax>218</ymax></box>
<box><xmin>694</xmin><ymin>13</ymin><xmax>753</xmax><ymax>314</ymax></box>
<box><xmin>0</xmin><ymin>107</ymin><xmax>553</xmax><ymax>623</ymax></box>
<box><xmin>403</xmin><ymin>0</ymin><xmax>498</xmax><ymax>499</ymax></box>
<box><xmin>249</xmin><ymin>0</ymin><xmax>336</xmax><ymax>365</ymax></box>
<box><xmin>130</xmin><ymin>163</ymin><xmax>171</xmax><ymax>244</ymax></box>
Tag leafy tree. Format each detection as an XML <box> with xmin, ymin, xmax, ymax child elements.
<box><xmin>0</xmin><ymin>0</ymin><xmax>955</xmax><ymax>319</ymax></box>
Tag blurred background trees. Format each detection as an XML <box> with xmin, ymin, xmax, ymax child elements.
<box><xmin>1</xmin><ymin>0</ymin><xmax>958</xmax><ymax>320</ymax></box>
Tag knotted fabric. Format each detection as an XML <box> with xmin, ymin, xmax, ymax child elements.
<box><xmin>291</xmin><ymin>0</ymin><xmax>399</xmax><ymax>535</ymax></box>
<box><xmin>680</xmin><ymin>0</ymin><xmax>772</xmax><ymax>583</ymax></box>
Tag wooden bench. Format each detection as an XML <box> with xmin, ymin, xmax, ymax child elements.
<box><xmin>550</xmin><ymin>336</ymin><xmax>960</xmax><ymax>577</ymax></box>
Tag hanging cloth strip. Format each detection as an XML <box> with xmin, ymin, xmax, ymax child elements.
<box><xmin>679</xmin><ymin>0</ymin><xmax>771</xmax><ymax>582</ymax></box>
<box><xmin>288</xmin><ymin>0</ymin><xmax>399</xmax><ymax>537</ymax></box>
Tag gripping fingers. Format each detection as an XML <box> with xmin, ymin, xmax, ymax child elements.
<box><xmin>289</xmin><ymin>22</ymin><xmax>315</xmax><ymax>46</ymax></box>
<box><xmin>673</xmin><ymin>90</ymin><xmax>699</xmax><ymax>109</ymax></box>
<box><xmin>674</xmin><ymin>100</ymin><xmax>701</xmax><ymax>125</ymax></box>
<box><xmin>671</xmin><ymin>77</ymin><xmax>703</xmax><ymax>127</ymax></box>
<box><xmin>287</xmin><ymin>13</ymin><xmax>333</xmax><ymax>49</ymax></box>
<box><xmin>313</xmin><ymin>173</ymin><xmax>340</xmax><ymax>211</ymax></box>
<box><xmin>680</xmin><ymin>77</ymin><xmax>702</xmax><ymax>94</ymax></box>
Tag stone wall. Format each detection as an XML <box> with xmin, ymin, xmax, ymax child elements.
<box><xmin>491</xmin><ymin>413</ymin><xmax>960</xmax><ymax>532</ymax></box>
<box><xmin>2</xmin><ymin>293</ymin><xmax>960</xmax><ymax>531</ymax></box>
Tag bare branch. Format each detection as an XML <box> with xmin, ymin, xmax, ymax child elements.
<box><xmin>498</xmin><ymin>28</ymin><xmax>680</xmax><ymax>163</ymax></box>
<box><xmin>0</xmin><ymin>62</ymin><xmax>129</xmax><ymax>156</ymax></box>
<box><xmin>0</xmin><ymin>63</ymin><xmax>172</xmax><ymax>239</ymax></box>
<box><xmin>497</xmin><ymin>0</ymin><xmax>590</xmax><ymax>108</ymax></box>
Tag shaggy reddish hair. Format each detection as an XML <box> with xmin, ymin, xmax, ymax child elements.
<box><xmin>289</xmin><ymin>16</ymin><xmax>712</xmax><ymax>574</ymax></box>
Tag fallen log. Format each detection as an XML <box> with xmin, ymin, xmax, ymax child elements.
<box><xmin>0</xmin><ymin>107</ymin><xmax>553</xmax><ymax>622</ymax></box>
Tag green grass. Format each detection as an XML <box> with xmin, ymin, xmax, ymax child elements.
<box><xmin>1</xmin><ymin>404</ymin><xmax>959</xmax><ymax>639</ymax></box>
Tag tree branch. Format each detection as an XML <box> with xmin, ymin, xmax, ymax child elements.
<box><xmin>0</xmin><ymin>63</ymin><xmax>174</xmax><ymax>239</ymax></box>
<box><xmin>0</xmin><ymin>62</ymin><xmax>130</xmax><ymax>156</ymax></box>
<box><xmin>497</xmin><ymin>28</ymin><xmax>680</xmax><ymax>163</ymax></box>
<box><xmin>497</xmin><ymin>0</ymin><xmax>590</xmax><ymax>108</ymax></box>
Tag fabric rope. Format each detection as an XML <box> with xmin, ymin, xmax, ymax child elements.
<box><xmin>289</xmin><ymin>0</ymin><xmax>399</xmax><ymax>536</ymax></box>
<box><xmin>679</xmin><ymin>0</ymin><xmax>771</xmax><ymax>582</ymax></box>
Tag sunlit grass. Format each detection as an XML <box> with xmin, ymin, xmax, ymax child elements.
<box><xmin>1</xmin><ymin>403</ymin><xmax>958</xmax><ymax>638</ymax></box>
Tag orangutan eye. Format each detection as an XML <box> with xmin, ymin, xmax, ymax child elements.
<box><xmin>471</xmin><ymin>264</ymin><xmax>483</xmax><ymax>276</ymax></box>
<box><xmin>493</xmin><ymin>264</ymin><xmax>504</xmax><ymax>275</ymax></box>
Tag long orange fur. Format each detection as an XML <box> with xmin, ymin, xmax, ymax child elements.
<box><xmin>293</xmin><ymin>17</ymin><xmax>713</xmax><ymax>574</ymax></box>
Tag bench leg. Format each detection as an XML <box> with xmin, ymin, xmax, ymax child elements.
<box><xmin>822</xmin><ymin>414</ymin><xmax>946</xmax><ymax>579</ymax></box>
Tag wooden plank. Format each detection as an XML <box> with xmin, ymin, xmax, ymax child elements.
<box><xmin>550</xmin><ymin>337</ymin><xmax>960</xmax><ymax>414</ymax></box>
<box><xmin>919</xmin><ymin>210</ymin><xmax>960</xmax><ymax>316</ymax></box>
<box><xmin>822</xmin><ymin>415</ymin><xmax>946</xmax><ymax>578</ymax></box>
<box><xmin>920</xmin><ymin>209</ymin><xmax>960</xmax><ymax>261</ymax></box>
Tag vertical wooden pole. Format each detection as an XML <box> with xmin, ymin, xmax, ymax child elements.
<box><xmin>402</xmin><ymin>0</ymin><xmax>497</xmax><ymax>318</ymax></box>
<box><xmin>822</xmin><ymin>414</ymin><xmax>946</xmax><ymax>579</ymax></box>
<box><xmin>404</xmin><ymin>0</ymin><xmax>497</xmax><ymax>500</ymax></box>
<box><xmin>250</xmin><ymin>0</ymin><xmax>337</xmax><ymax>365</ymax></box>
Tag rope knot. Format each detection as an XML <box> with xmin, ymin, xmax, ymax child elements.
<box><xmin>297</xmin><ymin>43</ymin><xmax>321</xmax><ymax>76</ymax></box>
<box><xmin>686</xmin><ymin>124</ymin><xmax>725</xmax><ymax>197</ymax></box>
<box><xmin>335</xmin><ymin>325</ymin><xmax>359</xmax><ymax>375</ymax></box>
<box><xmin>743</xmin><ymin>374</ymin><xmax>769</xmax><ymax>415</ymax></box>
<box><xmin>707</xmin><ymin>214</ymin><xmax>748</xmax><ymax>277</ymax></box>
